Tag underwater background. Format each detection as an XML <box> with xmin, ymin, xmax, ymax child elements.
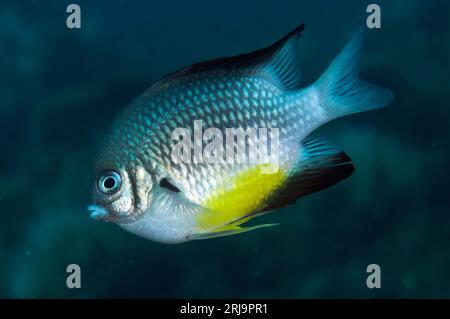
<box><xmin>1</xmin><ymin>0</ymin><xmax>449</xmax><ymax>298</ymax></box>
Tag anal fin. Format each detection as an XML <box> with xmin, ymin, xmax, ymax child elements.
<box><xmin>258</xmin><ymin>136</ymin><xmax>354</xmax><ymax>212</ymax></box>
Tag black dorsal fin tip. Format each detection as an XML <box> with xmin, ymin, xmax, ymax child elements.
<box><xmin>151</xmin><ymin>22</ymin><xmax>306</xmax><ymax>88</ymax></box>
<box><xmin>278</xmin><ymin>23</ymin><xmax>305</xmax><ymax>43</ymax></box>
<box><xmin>187</xmin><ymin>22</ymin><xmax>305</xmax><ymax>72</ymax></box>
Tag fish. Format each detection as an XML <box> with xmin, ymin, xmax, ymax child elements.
<box><xmin>88</xmin><ymin>23</ymin><xmax>393</xmax><ymax>244</ymax></box>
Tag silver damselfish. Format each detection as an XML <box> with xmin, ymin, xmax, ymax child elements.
<box><xmin>88</xmin><ymin>23</ymin><xmax>393</xmax><ymax>244</ymax></box>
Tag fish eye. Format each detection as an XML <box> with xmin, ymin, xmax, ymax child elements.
<box><xmin>98</xmin><ymin>170</ymin><xmax>122</xmax><ymax>194</ymax></box>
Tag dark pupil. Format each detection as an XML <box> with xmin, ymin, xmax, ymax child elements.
<box><xmin>103</xmin><ymin>177</ymin><xmax>116</xmax><ymax>189</ymax></box>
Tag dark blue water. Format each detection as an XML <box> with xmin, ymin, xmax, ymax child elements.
<box><xmin>1</xmin><ymin>0</ymin><xmax>449</xmax><ymax>298</ymax></box>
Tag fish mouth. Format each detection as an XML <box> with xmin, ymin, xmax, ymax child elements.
<box><xmin>87</xmin><ymin>205</ymin><xmax>110</xmax><ymax>221</ymax></box>
<box><xmin>87</xmin><ymin>204</ymin><xmax>145</xmax><ymax>224</ymax></box>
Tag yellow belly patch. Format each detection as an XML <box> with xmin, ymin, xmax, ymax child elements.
<box><xmin>196</xmin><ymin>164</ymin><xmax>286</xmax><ymax>231</ymax></box>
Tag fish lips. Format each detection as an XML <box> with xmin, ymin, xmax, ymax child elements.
<box><xmin>87</xmin><ymin>204</ymin><xmax>111</xmax><ymax>221</ymax></box>
<box><xmin>87</xmin><ymin>204</ymin><xmax>146</xmax><ymax>224</ymax></box>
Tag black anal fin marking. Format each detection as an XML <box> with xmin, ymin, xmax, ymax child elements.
<box><xmin>258</xmin><ymin>137</ymin><xmax>354</xmax><ymax>213</ymax></box>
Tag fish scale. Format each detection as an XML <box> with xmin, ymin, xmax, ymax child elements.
<box><xmin>90</xmin><ymin>24</ymin><xmax>393</xmax><ymax>243</ymax></box>
<box><xmin>104</xmin><ymin>73</ymin><xmax>311</xmax><ymax>203</ymax></box>
<box><xmin>125</xmin><ymin>80</ymin><xmax>313</xmax><ymax>192</ymax></box>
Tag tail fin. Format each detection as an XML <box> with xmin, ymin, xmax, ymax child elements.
<box><xmin>315</xmin><ymin>28</ymin><xmax>393</xmax><ymax>118</ymax></box>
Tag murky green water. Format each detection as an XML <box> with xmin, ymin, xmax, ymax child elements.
<box><xmin>1</xmin><ymin>0</ymin><xmax>449</xmax><ymax>298</ymax></box>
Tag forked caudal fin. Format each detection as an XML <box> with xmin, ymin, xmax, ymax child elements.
<box><xmin>315</xmin><ymin>28</ymin><xmax>394</xmax><ymax>118</ymax></box>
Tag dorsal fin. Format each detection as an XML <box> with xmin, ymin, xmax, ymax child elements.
<box><xmin>153</xmin><ymin>23</ymin><xmax>305</xmax><ymax>91</ymax></box>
